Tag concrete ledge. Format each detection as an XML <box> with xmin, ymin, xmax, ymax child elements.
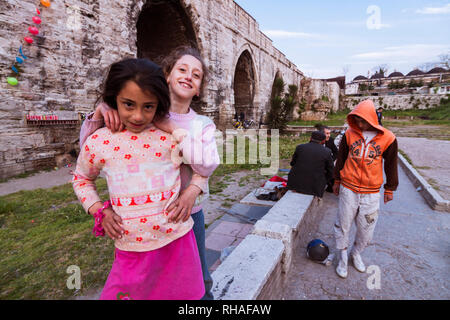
<box><xmin>211</xmin><ymin>189</ymin><xmax>316</xmax><ymax>299</ymax></box>
<box><xmin>261</xmin><ymin>190</ymin><xmax>314</xmax><ymax>230</ymax></box>
<box><xmin>398</xmin><ymin>153</ymin><xmax>450</xmax><ymax>212</ymax></box>
<box><xmin>252</xmin><ymin>220</ymin><xmax>293</xmax><ymax>274</ymax></box>
<box><xmin>240</xmin><ymin>190</ymin><xmax>277</xmax><ymax>207</ymax></box>
<box><xmin>211</xmin><ymin>235</ymin><xmax>284</xmax><ymax>300</ymax></box>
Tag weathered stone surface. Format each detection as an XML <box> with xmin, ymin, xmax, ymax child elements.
<box><xmin>262</xmin><ymin>190</ymin><xmax>314</xmax><ymax>231</ymax></box>
<box><xmin>1</xmin><ymin>0</ymin><xmax>310</xmax><ymax>178</ymax></box>
<box><xmin>252</xmin><ymin>219</ymin><xmax>293</xmax><ymax>273</ymax></box>
<box><xmin>345</xmin><ymin>94</ymin><xmax>442</xmax><ymax>110</ymax></box>
<box><xmin>298</xmin><ymin>77</ymin><xmax>341</xmax><ymax>120</ymax></box>
<box><xmin>211</xmin><ymin>234</ymin><xmax>284</xmax><ymax>300</ymax></box>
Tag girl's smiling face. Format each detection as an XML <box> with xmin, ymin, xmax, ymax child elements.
<box><xmin>116</xmin><ymin>80</ymin><xmax>158</xmax><ymax>133</ymax></box>
<box><xmin>166</xmin><ymin>54</ymin><xmax>203</xmax><ymax>100</ymax></box>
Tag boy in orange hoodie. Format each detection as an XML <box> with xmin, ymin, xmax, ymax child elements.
<box><xmin>333</xmin><ymin>99</ymin><xmax>398</xmax><ymax>278</ymax></box>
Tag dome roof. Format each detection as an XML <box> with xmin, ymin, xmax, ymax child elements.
<box><xmin>388</xmin><ymin>71</ymin><xmax>404</xmax><ymax>77</ymax></box>
<box><xmin>426</xmin><ymin>67</ymin><xmax>448</xmax><ymax>74</ymax></box>
<box><xmin>353</xmin><ymin>75</ymin><xmax>368</xmax><ymax>81</ymax></box>
<box><xmin>406</xmin><ymin>69</ymin><xmax>425</xmax><ymax>76</ymax></box>
<box><xmin>370</xmin><ymin>72</ymin><xmax>384</xmax><ymax>79</ymax></box>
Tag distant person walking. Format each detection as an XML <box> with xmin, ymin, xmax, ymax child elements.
<box><xmin>376</xmin><ymin>107</ymin><xmax>383</xmax><ymax>126</ymax></box>
<box><xmin>333</xmin><ymin>99</ymin><xmax>398</xmax><ymax>279</ymax></box>
<box><xmin>287</xmin><ymin>131</ymin><xmax>334</xmax><ymax>198</ymax></box>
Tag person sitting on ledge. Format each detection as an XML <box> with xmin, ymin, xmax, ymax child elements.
<box><xmin>287</xmin><ymin>131</ymin><xmax>334</xmax><ymax>198</ymax></box>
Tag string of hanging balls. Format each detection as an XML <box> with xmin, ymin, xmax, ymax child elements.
<box><xmin>6</xmin><ymin>0</ymin><xmax>52</xmax><ymax>87</ymax></box>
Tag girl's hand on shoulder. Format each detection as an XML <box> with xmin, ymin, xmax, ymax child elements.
<box><xmin>95</xmin><ymin>102</ymin><xmax>124</xmax><ymax>133</ymax></box>
<box><xmin>102</xmin><ymin>208</ymin><xmax>125</xmax><ymax>240</ymax></box>
<box><xmin>153</xmin><ymin>117</ymin><xmax>177</xmax><ymax>134</ymax></box>
<box><xmin>167</xmin><ymin>185</ymin><xmax>202</xmax><ymax>223</ymax></box>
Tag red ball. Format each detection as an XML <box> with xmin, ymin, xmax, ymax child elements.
<box><xmin>32</xmin><ymin>16</ymin><xmax>42</xmax><ymax>24</ymax></box>
<box><xmin>28</xmin><ymin>26</ymin><xmax>39</xmax><ymax>35</ymax></box>
<box><xmin>24</xmin><ymin>36</ymin><xmax>34</xmax><ymax>44</ymax></box>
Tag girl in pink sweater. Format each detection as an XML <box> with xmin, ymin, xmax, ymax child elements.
<box><xmin>79</xmin><ymin>47</ymin><xmax>220</xmax><ymax>299</ymax></box>
<box><xmin>73</xmin><ymin>58</ymin><xmax>205</xmax><ymax>300</ymax></box>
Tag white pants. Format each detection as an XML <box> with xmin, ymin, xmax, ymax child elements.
<box><xmin>334</xmin><ymin>185</ymin><xmax>380</xmax><ymax>254</ymax></box>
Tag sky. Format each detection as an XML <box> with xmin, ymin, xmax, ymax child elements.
<box><xmin>234</xmin><ymin>0</ymin><xmax>450</xmax><ymax>82</ymax></box>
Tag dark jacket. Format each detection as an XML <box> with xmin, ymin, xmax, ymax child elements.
<box><xmin>325</xmin><ymin>137</ymin><xmax>338</xmax><ymax>161</ymax></box>
<box><xmin>287</xmin><ymin>141</ymin><xmax>334</xmax><ymax>197</ymax></box>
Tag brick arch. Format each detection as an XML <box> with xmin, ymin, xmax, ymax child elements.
<box><xmin>232</xmin><ymin>49</ymin><xmax>257</xmax><ymax>121</ymax></box>
<box><xmin>136</xmin><ymin>0</ymin><xmax>199</xmax><ymax>63</ymax></box>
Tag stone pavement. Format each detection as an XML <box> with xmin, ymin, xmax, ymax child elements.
<box><xmin>397</xmin><ymin>137</ymin><xmax>450</xmax><ymax>201</ymax></box>
<box><xmin>205</xmin><ymin>204</ymin><xmax>272</xmax><ymax>272</ymax></box>
<box><xmin>281</xmin><ymin>165</ymin><xmax>450</xmax><ymax>300</ymax></box>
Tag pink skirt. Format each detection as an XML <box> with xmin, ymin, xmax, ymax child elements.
<box><xmin>100</xmin><ymin>230</ymin><xmax>205</xmax><ymax>300</ymax></box>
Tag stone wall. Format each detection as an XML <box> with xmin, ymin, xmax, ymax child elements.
<box><xmin>296</xmin><ymin>78</ymin><xmax>341</xmax><ymax>120</ymax></box>
<box><xmin>344</xmin><ymin>94</ymin><xmax>444</xmax><ymax>110</ymax></box>
<box><xmin>0</xmin><ymin>0</ymin><xmax>305</xmax><ymax>179</ymax></box>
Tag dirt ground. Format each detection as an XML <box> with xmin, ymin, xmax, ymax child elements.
<box><xmin>387</xmin><ymin>124</ymin><xmax>450</xmax><ymax>140</ymax></box>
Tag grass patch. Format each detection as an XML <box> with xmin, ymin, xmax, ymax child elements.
<box><xmin>382</xmin><ymin>99</ymin><xmax>450</xmax><ymax>121</ymax></box>
<box><xmin>398</xmin><ymin>149</ymin><xmax>413</xmax><ymax>166</ymax></box>
<box><xmin>209</xmin><ymin>134</ymin><xmax>309</xmax><ymax>193</ymax></box>
<box><xmin>287</xmin><ymin>119</ymin><xmax>346</xmax><ymax>126</ymax></box>
<box><xmin>0</xmin><ymin>133</ymin><xmax>310</xmax><ymax>299</ymax></box>
<box><xmin>0</xmin><ymin>178</ymin><xmax>111</xmax><ymax>300</ymax></box>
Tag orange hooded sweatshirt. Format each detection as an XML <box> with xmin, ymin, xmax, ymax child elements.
<box><xmin>334</xmin><ymin>99</ymin><xmax>398</xmax><ymax>195</ymax></box>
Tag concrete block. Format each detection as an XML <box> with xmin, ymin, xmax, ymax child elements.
<box><xmin>211</xmin><ymin>235</ymin><xmax>284</xmax><ymax>300</ymax></box>
<box><xmin>262</xmin><ymin>190</ymin><xmax>314</xmax><ymax>231</ymax></box>
<box><xmin>252</xmin><ymin>220</ymin><xmax>293</xmax><ymax>273</ymax></box>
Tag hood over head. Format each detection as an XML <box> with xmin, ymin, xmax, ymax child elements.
<box><xmin>347</xmin><ymin>99</ymin><xmax>385</xmax><ymax>133</ymax></box>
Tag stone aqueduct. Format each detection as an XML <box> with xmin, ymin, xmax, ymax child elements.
<box><xmin>0</xmin><ymin>0</ymin><xmax>304</xmax><ymax>179</ymax></box>
<box><xmin>134</xmin><ymin>0</ymin><xmax>304</xmax><ymax>125</ymax></box>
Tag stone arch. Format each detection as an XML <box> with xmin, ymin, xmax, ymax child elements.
<box><xmin>270</xmin><ymin>70</ymin><xmax>284</xmax><ymax>100</ymax></box>
<box><xmin>136</xmin><ymin>0</ymin><xmax>199</xmax><ymax>63</ymax></box>
<box><xmin>232</xmin><ymin>49</ymin><xmax>257</xmax><ymax>121</ymax></box>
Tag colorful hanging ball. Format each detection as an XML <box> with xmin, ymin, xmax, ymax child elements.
<box><xmin>7</xmin><ymin>77</ymin><xmax>18</xmax><ymax>86</ymax></box>
<box><xmin>40</xmin><ymin>0</ymin><xmax>51</xmax><ymax>8</ymax></box>
<box><xmin>24</xmin><ymin>37</ymin><xmax>34</xmax><ymax>44</ymax></box>
<box><xmin>16</xmin><ymin>57</ymin><xmax>24</xmax><ymax>64</ymax></box>
<box><xmin>36</xmin><ymin>8</ymin><xmax>41</xmax><ymax>15</ymax></box>
<box><xmin>32</xmin><ymin>16</ymin><xmax>42</xmax><ymax>24</ymax></box>
<box><xmin>28</xmin><ymin>26</ymin><xmax>39</xmax><ymax>35</ymax></box>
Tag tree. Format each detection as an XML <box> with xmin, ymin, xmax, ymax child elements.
<box><xmin>372</xmin><ymin>64</ymin><xmax>389</xmax><ymax>77</ymax></box>
<box><xmin>267</xmin><ymin>79</ymin><xmax>298</xmax><ymax>131</ymax></box>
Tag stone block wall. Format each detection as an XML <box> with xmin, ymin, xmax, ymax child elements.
<box><xmin>0</xmin><ymin>0</ymin><xmax>305</xmax><ymax>179</ymax></box>
<box><xmin>297</xmin><ymin>78</ymin><xmax>341</xmax><ymax>120</ymax></box>
<box><xmin>344</xmin><ymin>94</ymin><xmax>444</xmax><ymax>110</ymax></box>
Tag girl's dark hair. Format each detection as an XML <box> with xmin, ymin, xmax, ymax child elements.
<box><xmin>159</xmin><ymin>46</ymin><xmax>209</xmax><ymax>97</ymax></box>
<box><xmin>102</xmin><ymin>58</ymin><xmax>170</xmax><ymax>121</ymax></box>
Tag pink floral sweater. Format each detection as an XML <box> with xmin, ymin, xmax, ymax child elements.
<box><xmin>73</xmin><ymin>125</ymin><xmax>203</xmax><ymax>252</ymax></box>
<box><xmin>79</xmin><ymin>108</ymin><xmax>220</xmax><ymax>213</ymax></box>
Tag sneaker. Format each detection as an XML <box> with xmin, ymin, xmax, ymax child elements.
<box><xmin>336</xmin><ymin>259</ymin><xmax>348</xmax><ymax>278</ymax></box>
<box><xmin>336</xmin><ymin>249</ymin><xmax>348</xmax><ymax>278</ymax></box>
<box><xmin>351</xmin><ymin>253</ymin><xmax>366</xmax><ymax>273</ymax></box>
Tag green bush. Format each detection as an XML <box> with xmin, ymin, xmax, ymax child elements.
<box><xmin>267</xmin><ymin>79</ymin><xmax>298</xmax><ymax>131</ymax></box>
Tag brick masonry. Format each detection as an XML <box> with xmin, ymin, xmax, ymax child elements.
<box><xmin>0</xmin><ymin>0</ymin><xmax>341</xmax><ymax>179</ymax></box>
